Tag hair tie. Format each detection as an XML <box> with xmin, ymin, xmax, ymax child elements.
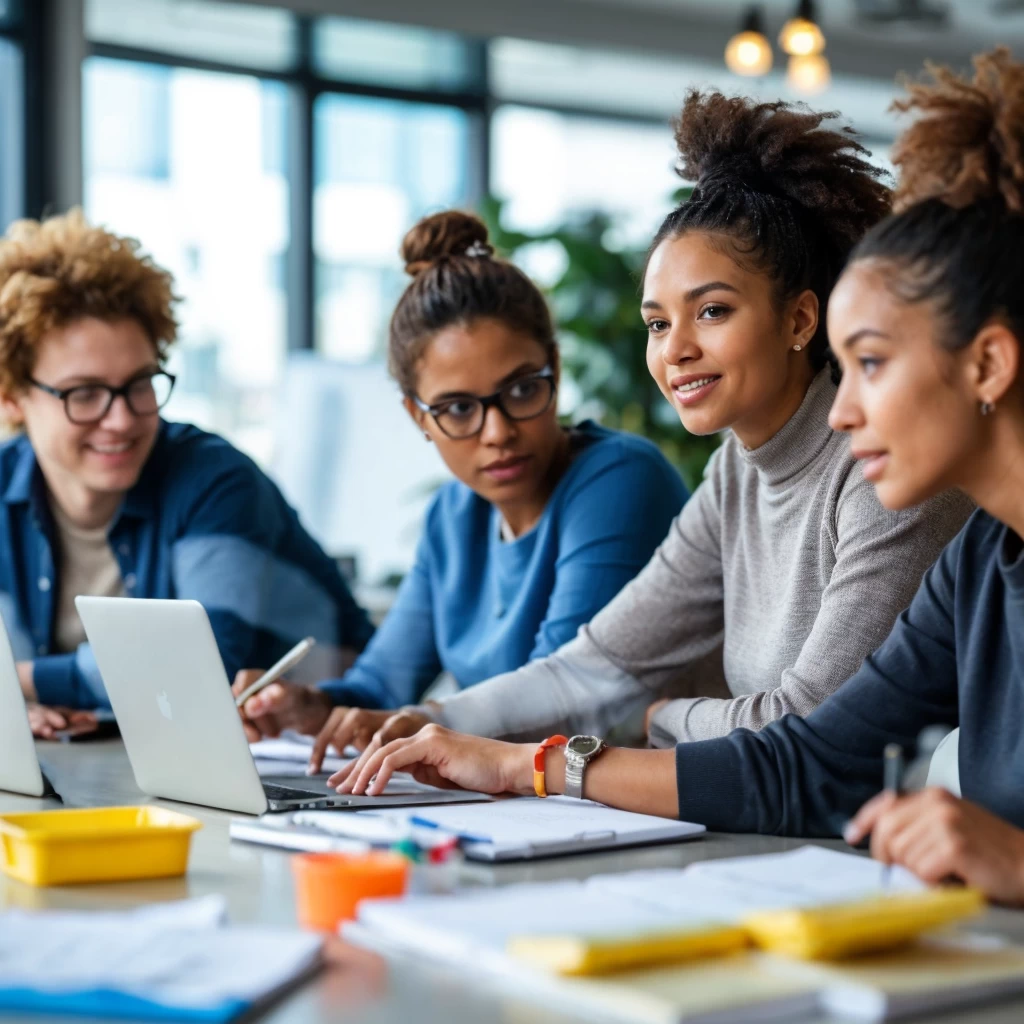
<box><xmin>464</xmin><ymin>240</ymin><xmax>493</xmax><ymax>258</ymax></box>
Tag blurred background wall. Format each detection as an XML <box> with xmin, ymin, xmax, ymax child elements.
<box><xmin>0</xmin><ymin>0</ymin><xmax>1017</xmax><ymax>590</ymax></box>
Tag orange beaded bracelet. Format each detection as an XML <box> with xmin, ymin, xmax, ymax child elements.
<box><xmin>533</xmin><ymin>734</ymin><xmax>568</xmax><ymax>798</ymax></box>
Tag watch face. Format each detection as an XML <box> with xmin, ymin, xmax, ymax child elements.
<box><xmin>568</xmin><ymin>735</ymin><xmax>602</xmax><ymax>757</ymax></box>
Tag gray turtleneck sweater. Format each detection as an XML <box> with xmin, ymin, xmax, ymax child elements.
<box><xmin>431</xmin><ymin>370</ymin><xmax>975</xmax><ymax>745</ymax></box>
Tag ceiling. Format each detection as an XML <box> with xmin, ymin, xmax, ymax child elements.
<box><xmin>582</xmin><ymin>0</ymin><xmax>1024</xmax><ymax>50</ymax></box>
<box><xmin>236</xmin><ymin>0</ymin><xmax>1022</xmax><ymax>83</ymax></box>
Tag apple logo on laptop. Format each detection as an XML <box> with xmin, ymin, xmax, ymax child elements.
<box><xmin>157</xmin><ymin>691</ymin><xmax>173</xmax><ymax>720</ymax></box>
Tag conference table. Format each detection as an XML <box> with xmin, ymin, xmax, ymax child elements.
<box><xmin>3</xmin><ymin>740</ymin><xmax>1024</xmax><ymax>1024</ymax></box>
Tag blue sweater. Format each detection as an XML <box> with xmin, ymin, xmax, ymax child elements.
<box><xmin>0</xmin><ymin>422</ymin><xmax>374</xmax><ymax>708</ymax></box>
<box><xmin>674</xmin><ymin>509</ymin><xmax>1023</xmax><ymax>835</ymax></box>
<box><xmin>320</xmin><ymin>422</ymin><xmax>688</xmax><ymax>709</ymax></box>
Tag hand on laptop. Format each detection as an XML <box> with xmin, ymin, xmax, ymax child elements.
<box><xmin>329</xmin><ymin>723</ymin><xmax>533</xmax><ymax>798</ymax></box>
<box><xmin>231</xmin><ymin>673</ymin><xmax>332</xmax><ymax>742</ymax></box>
<box><xmin>27</xmin><ymin>703</ymin><xmax>98</xmax><ymax>740</ymax></box>
<box><xmin>317</xmin><ymin>706</ymin><xmax>438</xmax><ymax>779</ymax></box>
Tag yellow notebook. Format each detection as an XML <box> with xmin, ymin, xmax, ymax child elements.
<box><xmin>507</xmin><ymin>923</ymin><xmax>749</xmax><ymax>976</ymax></box>
<box><xmin>743</xmin><ymin>886</ymin><xmax>985</xmax><ymax>960</ymax></box>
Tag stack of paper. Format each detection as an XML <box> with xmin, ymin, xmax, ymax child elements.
<box><xmin>0</xmin><ymin>896</ymin><xmax>321</xmax><ymax>1021</ymax></box>
<box><xmin>249</xmin><ymin>733</ymin><xmax>352</xmax><ymax>777</ymax></box>
<box><xmin>347</xmin><ymin>847</ymin><xmax>1024</xmax><ymax>1023</ymax></box>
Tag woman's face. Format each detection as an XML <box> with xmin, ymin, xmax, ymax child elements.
<box><xmin>404</xmin><ymin>317</ymin><xmax>563</xmax><ymax>510</ymax></box>
<box><xmin>642</xmin><ymin>232</ymin><xmax>816</xmax><ymax>448</ymax></box>
<box><xmin>2</xmin><ymin>317</ymin><xmax>163</xmax><ymax>504</ymax></box>
<box><xmin>827</xmin><ymin>260</ymin><xmax>984</xmax><ymax>510</ymax></box>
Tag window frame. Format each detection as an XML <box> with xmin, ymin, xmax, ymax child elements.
<box><xmin>0</xmin><ymin>0</ymin><xmax>30</xmax><ymax>221</ymax></box>
<box><xmin>86</xmin><ymin>14</ymin><xmax>490</xmax><ymax>354</ymax></box>
<box><xmin>83</xmin><ymin>12</ymin><xmax>894</xmax><ymax>358</ymax></box>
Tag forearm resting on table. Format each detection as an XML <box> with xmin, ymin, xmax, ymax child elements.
<box><xmin>540</xmin><ymin>745</ymin><xmax>680</xmax><ymax>819</ymax></box>
<box><xmin>17</xmin><ymin>661</ymin><xmax>36</xmax><ymax>701</ymax></box>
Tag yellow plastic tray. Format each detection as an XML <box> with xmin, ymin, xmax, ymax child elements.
<box><xmin>0</xmin><ymin>806</ymin><xmax>202</xmax><ymax>886</ymax></box>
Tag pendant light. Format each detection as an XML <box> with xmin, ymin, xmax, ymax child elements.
<box><xmin>787</xmin><ymin>53</ymin><xmax>831</xmax><ymax>94</ymax></box>
<box><xmin>725</xmin><ymin>6</ymin><xmax>773</xmax><ymax>77</ymax></box>
<box><xmin>779</xmin><ymin>0</ymin><xmax>826</xmax><ymax>57</ymax></box>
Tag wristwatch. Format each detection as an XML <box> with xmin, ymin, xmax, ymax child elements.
<box><xmin>563</xmin><ymin>735</ymin><xmax>606</xmax><ymax>799</ymax></box>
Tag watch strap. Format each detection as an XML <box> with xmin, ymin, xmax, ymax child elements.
<box><xmin>533</xmin><ymin>734</ymin><xmax>568</xmax><ymax>798</ymax></box>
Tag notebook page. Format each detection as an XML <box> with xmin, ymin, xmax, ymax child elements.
<box><xmin>380</xmin><ymin>796</ymin><xmax>702</xmax><ymax>848</ymax></box>
<box><xmin>592</xmin><ymin>846</ymin><xmax>924</xmax><ymax>922</ymax></box>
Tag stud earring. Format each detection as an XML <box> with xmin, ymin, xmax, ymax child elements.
<box><xmin>423</xmin><ymin>431</ymin><xmax>432</xmax><ymax>441</ymax></box>
<box><xmin>792</xmin><ymin>344</ymin><xmax>803</xmax><ymax>352</ymax></box>
<box><xmin>980</xmin><ymin>401</ymin><xmax>995</xmax><ymax>416</ymax></box>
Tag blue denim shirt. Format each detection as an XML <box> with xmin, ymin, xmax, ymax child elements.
<box><xmin>0</xmin><ymin>421</ymin><xmax>374</xmax><ymax>708</ymax></box>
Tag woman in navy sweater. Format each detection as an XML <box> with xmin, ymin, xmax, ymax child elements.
<box><xmin>334</xmin><ymin>50</ymin><xmax>1024</xmax><ymax>904</ymax></box>
<box><xmin>237</xmin><ymin>211</ymin><xmax>688</xmax><ymax>747</ymax></box>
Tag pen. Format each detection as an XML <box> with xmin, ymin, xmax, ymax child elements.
<box><xmin>234</xmin><ymin>636</ymin><xmax>316</xmax><ymax>708</ymax></box>
<box><xmin>407</xmin><ymin>815</ymin><xmax>488</xmax><ymax>844</ymax></box>
<box><xmin>881</xmin><ymin>742</ymin><xmax>904</xmax><ymax>889</ymax></box>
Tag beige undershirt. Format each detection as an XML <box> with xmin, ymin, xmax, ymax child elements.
<box><xmin>50</xmin><ymin>504</ymin><xmax>125</xmax><ymax>654</ymax></box>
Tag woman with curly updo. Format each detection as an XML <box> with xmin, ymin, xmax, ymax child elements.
<box><xmin>0</xmin><ymin>210</ymin><xmax>374</xmax><ymax>737</ymax></box>
<box><xmin>335</xmin><ymin>51</ymin><xmax>1024</xmax><ymax>906</ymax></box>
<box><xmin>321</xmin><ymin>89</ymin><xmax>971</xmax><ymax>773</ymax></box>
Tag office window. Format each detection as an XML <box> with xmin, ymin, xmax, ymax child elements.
<box><xmin>313</xmin><ymin>16</ymin><xmax>483</xmax><ymax>94</ymax></box>
<box><xmin>491</xmin><ymin>105</ymin><xmax>678</xmax><ymax>250</ymax></box>
<box><xmin>0</xmin><ymin>36</ymin><xmax>22</xmax><ymax>228</ymax></box>
<box><xmin>83</xmin><ymin>57</ymin><xmax>290</xmax><ymax>464</ymax></box>
<box><xmin>85</xmin><ymin>0</ymin><xmax>297</xmax><ymax>72</ymax></box>
<box><xmin>313</xmin><ymin>94</ymin><xmax>473</xmax><ymax>361</ymax></box>
<box><xmin>0</xmin><ymin>0</ymin><xmax>20</xmax><ymax>28</ymax></box>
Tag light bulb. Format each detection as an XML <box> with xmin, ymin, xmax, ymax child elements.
<box><xmin>779</xmin><ymin>17</ymin><xmax>825</xmax><ymax>56</ymax></box>
<box><xmin>787</xmin><ymin>53</ymin><xmax>831</xmax><ymax>94</ymax></box>
<box><xmin>725</xmin><ymin>9</ymin><xmax>772</xmax><ymax>78</ymax></box>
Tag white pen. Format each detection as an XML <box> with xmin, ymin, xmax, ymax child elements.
<box><xmin>234</xmin><ymin>636</ymin><xmax>316</xmax><ymax>708</ymax></box>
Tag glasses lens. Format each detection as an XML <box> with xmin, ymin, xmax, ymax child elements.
<box><xmin>65</xmin><ymin>385</ymin><xmax>112</xmax><ymax>424</ymax></box>
<box><xmin>434</xmin><ymin>398</ymin><xmax>483</xmax><ymax>439</ymax></box>
<box><xmin>501</xmin><ymin>375</ymin><xmax>554</xmax><ymax>420</ymax></box>
<box><xmin>127</xmin><ymin>372</ymin><xmax>173</xmax><ymax>415</ymax></box>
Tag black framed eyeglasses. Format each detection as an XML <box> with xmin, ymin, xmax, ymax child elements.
<box><xmin>412</xmin><ymin>366</ymin><xmax>557</xmax><ymax>440</ymax></box>
<box><xmin>29</xmin><ymin>370</ymin><xmax>177</xmax><ymax>425</ymax></box>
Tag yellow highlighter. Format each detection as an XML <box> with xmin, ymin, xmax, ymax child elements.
<box><xmin>507</xmin><ymin>922</ymin><xmax>749</xmax><ymax>976</ymax></box>
<box><xmin>743</xmin><ymin>887</ymin><xmax>985</xmax><ymax>961</ymax></box>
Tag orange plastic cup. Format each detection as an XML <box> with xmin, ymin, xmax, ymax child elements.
<box><xmin>291</xmin><ymin>852</ymin><xmax>409</xmax><ymax>932</ymax></box>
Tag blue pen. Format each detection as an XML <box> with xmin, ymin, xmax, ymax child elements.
<box><xmin>408</xmin><ymin>815</ymin><xmax>489</xmax><ymax>844</ymax></box>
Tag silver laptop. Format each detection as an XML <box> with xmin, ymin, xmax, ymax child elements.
<box><xmin>76</xmin><ymin>596</ymin><xmax>489</xmax><ymax>815</ymax></box>
<box><xmin>0</xmin><ymin>617</ymin><xmax>57</xmax><ymax>799</ymax></box>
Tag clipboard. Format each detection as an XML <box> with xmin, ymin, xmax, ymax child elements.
<box><xmin>382</xmin><ymin>797</ymin><xmax>706</xmax><ymax>862</ymax></box>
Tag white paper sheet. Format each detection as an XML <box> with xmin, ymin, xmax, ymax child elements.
<box><xmin>0</xmin><ymin>897</ymin><xmax>320</xmax><ymax>1012</ymax></box>
<box><xmin>381</xmin><ymin>795</ymin><xmax>703</xmax><ymax>858</ymax></box>
<box><xmin>592</xmin><ymin>846</ymin><xmax>924</xmax><ymax>922</ymax></box>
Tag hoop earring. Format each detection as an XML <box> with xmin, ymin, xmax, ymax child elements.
<box><xmin>980</xmin><ymin>401</ymin><xmax>995</xmax><ymax>416</ymax></box>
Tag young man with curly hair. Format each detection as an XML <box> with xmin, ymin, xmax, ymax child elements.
<box><xmin>0</xmin><ymin>210</ymin><xmax>373</xmax><ymax>737</ymax></box>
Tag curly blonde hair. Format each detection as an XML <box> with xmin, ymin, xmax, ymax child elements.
<box><xmin>0</xmin><ymin>209</ymin><xmax>178</xmax><ymax>395</ymax></box>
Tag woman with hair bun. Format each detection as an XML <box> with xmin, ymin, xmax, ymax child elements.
<box><xmin>335</xmin><ymin>51</ymin><xmax>1024</xmax><ymax>906</ymax></box>
<box><xmin>329</xmin><ymin>89</ymin><xmax>971</xmax><ymax>774</ymax></box>
<box><xmin>237</xmin><ymin>210</ymin><xmax>688</xmax><ymax>749</ymax></box>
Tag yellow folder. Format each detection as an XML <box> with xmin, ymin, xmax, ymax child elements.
<box><xmin>507</xmin><ymin>923</ymin><xmax>750</xmax><ymax>976</ymax></box>
<box><xmin>742</xmin><ymin>886</ymin><xmax>985</xmax><ymax>961</ymax></box>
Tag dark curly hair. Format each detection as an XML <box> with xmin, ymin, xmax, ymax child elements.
<box><xmin>388</xmin><ymin>210</ymin><xmax>556</xmax><ymax>396</ymax></box>
<box><xmin>851</xmin><ymin>49</ymin><xmax>1024</xmax><ymax>356</ymax></box>
<box><xmin>648</xmin><ymin>90</ymin><xmax>893</xmax><ymax>370</ymax></box>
